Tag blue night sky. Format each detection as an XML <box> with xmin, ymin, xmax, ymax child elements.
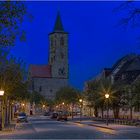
<box><xmin>11</xmin><ymin>1</ymin><xmax>140</xmax><ymax>90</ymax></box>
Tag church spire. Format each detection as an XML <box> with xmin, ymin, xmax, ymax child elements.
<box><xmin>53</xmin><ymin>12</ymin><xmax>64</xmax><ymax>32</ymax></box>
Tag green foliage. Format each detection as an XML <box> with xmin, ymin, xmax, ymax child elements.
<box><xmin>0</xmin><ymin>48</ymin><xmax>28</xmax><ymax>101</ymax></box>
<box><xmin>0</xmin><ymin>1</ymin><xmax>26</xmax><ymax>47</ymax></box>
<box><xmin>30</xmin><ymin>91</ymin><xmax>45</xmax><ymax>105</ymax></box>
<box><xmin>55</xmin><ymin>86</ymin><xmax>81</xmax><ymax>104</ymax></box>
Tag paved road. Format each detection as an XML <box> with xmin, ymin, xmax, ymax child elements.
<box><xmin>0</xmin><ymin>115</ymin><xmax>140</xmax><ymax>139</ymax></box>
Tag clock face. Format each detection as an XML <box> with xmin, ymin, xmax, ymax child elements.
<box><xmin>58</xmin><ymin>68</ymin><xmax>65</xmax><ymax>76</ymax></box>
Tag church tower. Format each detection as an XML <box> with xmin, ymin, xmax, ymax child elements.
<box><xmin>49</xmin><ymin>12</ymin><xmax>68</xmax><ymax>79</ymax></box>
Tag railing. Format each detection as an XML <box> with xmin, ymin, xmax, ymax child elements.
<box><xmin>92</xmin><ymin>117</ymin><xmax>140</xmax><ymax>126</ymax></box>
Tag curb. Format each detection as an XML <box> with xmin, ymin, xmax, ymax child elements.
<box><xmin>74</xmin><ymin>121</ymin><xmax>115</xmax><ymax>130</ymax></box>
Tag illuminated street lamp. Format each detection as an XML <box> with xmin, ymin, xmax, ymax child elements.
<box><xmin>79</xmin><ymin>99</ymin><xmax>83</xmax><ymax>122</ymax></box>
<box><xmin>62</xmin><ymin>102</ymin><xmax>64</xmax><ymax>105</ymax></box>
<box><xmin>22</xmin><ymin>103</ymin><xmax>25</xmax><ymax>107</ymax></box>
<box><xmin>79</xmin><ymin>99</ymin><xmax>82</xmax><ymax>103</ymax></box>
<box><xmin>43</xmin><ymin>105</ymin><xmax>45</xmax><ymax>108</ymax></box>
<box><xmin>0</xmin><ymin>90</ymin><xmax>4</xmax><ymax>131</ymax></box>
<box><xmin>0</xmin><ymin>90</ymin><xmax>4</xmax><ymax>96</ymax></box>
<box><xmin>105</xmin><ymin>93</ymin><xmax>109</xmax><ymax>99</ymax></box>
<box><xmin>105</xmin><ymin>93</ymin><xmax>109</xmax><ymax>126</ymax></box>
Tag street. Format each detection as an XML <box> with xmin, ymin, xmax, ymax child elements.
<box><xmin>0</xmin><ymin>115</ymin><xmax>140</xmax><ymax>139</ymax></box>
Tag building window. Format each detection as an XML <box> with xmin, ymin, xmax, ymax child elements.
<box><xmin>60</xmin><ymin>52</ymin><xmax>64</xmax><ymax>59</ymax></box>
<box><xmin>39</xmin><ymin>86</ymin><xmax>42</xmax><ymax>92</ymax></box>
<box><xmin>60</xmin><ymin>37</ymin><xmax>64</xmax><ymax>46</ymax></box>
<box><xmin>50</xmin><ymin>89</ymin><xmax>53</xmax><ymax>92</ymax></box>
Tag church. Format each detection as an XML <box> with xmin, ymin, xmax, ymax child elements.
<box><xmin>29</xmin><ymin>12</ymin><xmax>69</xmax><ymax>100</ymax></box>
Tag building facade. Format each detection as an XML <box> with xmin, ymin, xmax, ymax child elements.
<box><xmin>84</xmin><ymin>54</ymin><xmax>140</xmax><ymax>119</ymax></box>
<box><xmin>29</xmin><ymin>12</ymin><xmax>69</xmax><ymax>100</ymax></box>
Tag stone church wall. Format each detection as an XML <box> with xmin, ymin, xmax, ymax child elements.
<box><xmin>33</xmin><ymin>77</ymin><xmax>68</xmax><ymax>100</ymax></box>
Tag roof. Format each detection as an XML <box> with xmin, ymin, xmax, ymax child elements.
<box><xmin>30</xmin><ymin>65</ymin><xmax>51</xmax><ymax>78</ymax></box>
<box><xmin>53</xmin><ymin>12</ymin><xmax>64</xmax><ymax>32</ymax></box>
<box><xmin>126</xmin><ymin>57</ymin><xmax>140</xmax><ymax>71</ymax></box>
<box><xmin>111</xmin><ymin>54</ymin><xmax>138</xmax><ymax>75</ymax></box>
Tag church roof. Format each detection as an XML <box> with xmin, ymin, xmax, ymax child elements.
<box><xmin>30</xmin><ymin>65</ymin><xmax>51</xmax><ymax>78</ymax></box>
<box><xmin>53</xmin><ymin>12</ymin><xmax>64</xmax><ymax>32</ymax></box>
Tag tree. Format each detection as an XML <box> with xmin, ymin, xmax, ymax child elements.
<box><xmin>0</xmin><ymin>48</ymin><xmax>27</xmax><ymax>99</ymax></box>
<box><xmin>0</xmin><ymin>48</ymin><xmax>29</xmax><ymax>126</ymax></box>
<box><xmin>30</xmin><ymin>91</ymin><xmax>44</xmax><ymax>105</ymax></box>
<box><xmin>133</xmin><ymin>80</ymin><xmax>140</xmax><ymax>113</ymax></box>
<box><xmin>115</xmin><ymin>1</ymin><xmax>140</xmax><ymax>28</ymax></box>
<box><xmin>55</xmin><ymin>86</ymin><xmax>81</xmax><ymax>118</ymax></box>
<box><xmin>97</xmin><ymin>79</ymin><xmax>117</xmax><ymax>118</ymax></box>
<box><xmin>84</xmin><ymin>80</ymin><xmax>101</xmax><ymax>117</ymax></box>
<box><xmin>85</xmin><ymin>79</ymin><xmax>119</xmax><ymax>118</ymax></box>
<box><xmin>55</xmin><ymin>86</ymin><xmax>81</xmax><ymax>105</ymax></box>
<box><xmin>0</xmin><ymin>1</ymin><xmax>27</xmax><ymax>47</ymax></box>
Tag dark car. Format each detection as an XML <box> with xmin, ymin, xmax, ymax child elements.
<box><xmin>57</xmin><ymin>111</ymin><xmax>68</xmax><ymax>121</ymax></box>
<box><xmin>51</xmin><ymin>112</ymin><xmax>58</xmax><ymax>119</ymax></box>
<box><xmin>44</xmin><ymin>111</ymin><xmax>51</xmax><ymax>116</ymax></box>
<box><xmin>17</xmin><ymin>112</ymin><xmax>28</xmax><ymax>123</ymax></box>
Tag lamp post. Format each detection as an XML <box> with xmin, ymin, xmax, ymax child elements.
<box><xmin>0</xmin><ymin>90</ymin><xmax>4</xmax><ymax>131</ymax></box>
<box><xmin>105</xmin><ymin>93</ymin><xmax>109</xmax><ymax>126</ymax></box>
<box><xmin>79</xmin><ymin>99</ymin><xmax>83</xmax><ymax>122</ymax></box>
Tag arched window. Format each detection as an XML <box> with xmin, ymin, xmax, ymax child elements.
<box><xmin>55</xmin><ymin>40</ymin><xmax>57</xmax><ymax>46</ymax></box>
<box><xmin>60</xmin><ymin>37</ymin><xmax>64</xmax><ymax>46</ymax></box>
<box><xmin>51</xmin><ymin>39</ymin><xmax>53</xmax><ymax>47</ymax></box>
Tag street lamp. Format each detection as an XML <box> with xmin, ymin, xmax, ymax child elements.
<box><xmin>0</xmin><ymin>90</ymin><xmax>4</xmax><ymax>131</ymax></box>
<box><xmin>105</xmin><ymin>93</ymin><xmax>109</xmax><ymax>126</ymax></box>
<box><xmin>62</xmin><ymin>102</ymin><xmax>64</xmax><ymax>105</ymax></box>
<box><xmin>79</xmin><ymin>99</ymin><xmax>83</xmax><ymax>122</ymax></box>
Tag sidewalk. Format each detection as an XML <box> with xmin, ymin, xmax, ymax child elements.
<box><xmin>0</xmin><ymin>119</ymin><xmax>16</xmax><ymax>134</ymax></box>
<box><xmin>72</xmin><ymin>119</ymin><xmax>140</xmax><ymax>132</ymax></box>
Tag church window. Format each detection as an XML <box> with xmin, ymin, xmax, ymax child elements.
<box><xmin>39</xmin><ymin>86</ymin><xmax>42</xmax><ymax>92</ymax></box>
<box><xmin>55</xmin><ymin>40</ymin><xmax>57</xmax><ymax>46</ymax></box>
<box><xmin>51</xmin><ymin>39</ymin><xmax>53</xmax><ymax>47</ymax></box>
<box><xmin>60</xmin><ymin>37</ymin><xmax>64</xmax><ymax>46</ymax></box>
<box><xmin>60</xmin><ymin>52</ymin><xmax>64</xmax><ymax>59</ymax></box>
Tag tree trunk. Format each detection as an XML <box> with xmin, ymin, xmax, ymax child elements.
<box><xmin>101</xmin><ymin>107</ymin><xmax>104</xmax><ymax>119</ymax></box>
<box><xmin>94</xmin><ymin>107</ymin><xmax>98</xmax><ymax>117</ymax></box>
<box><xmin>113</xmin><ymin>107</ymin><xmax>120</xmax><ymax>119</ymax></box>
<box><xmin>71</xmin><ymin>104</ymin><xmax>74</xmax><ymax>120</ymax></box>
<box><xmin>130</xmin><ymin>107</ymin><xmax>133</xmax><ymax>120</ymax></box>
<box><xmin>89</xmin><ymin>107</ymin><xmax>91</xmax><ymax>117</ymax></box>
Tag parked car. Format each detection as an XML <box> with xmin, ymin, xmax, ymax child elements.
<box><xmin>44</xmin><ymin>111</ymin><xmax>51</xmax><ymax>116</ymax></box>
<box><xmin>17</xmin><ymin>112</ymin><xmax>28</xmax><ymax>123</ymax></box>
<box><xmin>57</xmin><ymin>111</ymin><xmax>68</xmax><ymax>121</ymax></box>
<box><xmin>51</xmin><ymin>112</ymin><xmax>58</xmax><ymax>119</ymax></box>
